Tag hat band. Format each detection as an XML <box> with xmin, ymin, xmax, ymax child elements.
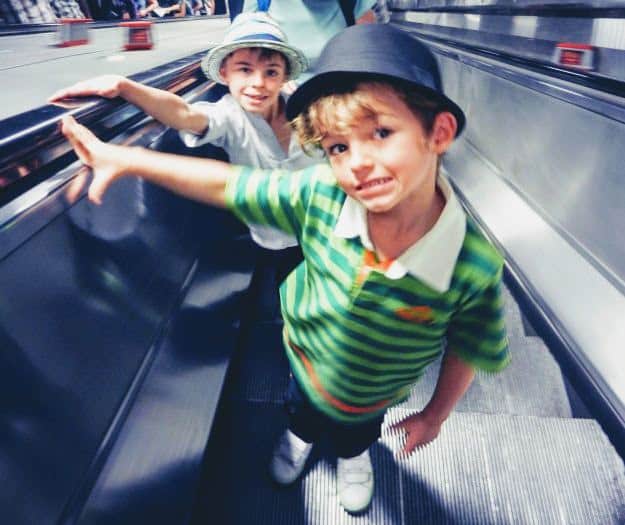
<box><xmin>232</xmin><ymin>33</ymin><xmax>284</xmax><ymax>44</ymax></box>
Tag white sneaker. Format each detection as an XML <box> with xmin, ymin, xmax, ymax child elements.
<box><xmin>269</xmin><ymin>429</ymin><xmax>312</xmax><ymax>485</ymax></box>
<box><xmin>337</xmin><ymin>449</ymin><xmax>374</xmax><ymax>513</ymax></box>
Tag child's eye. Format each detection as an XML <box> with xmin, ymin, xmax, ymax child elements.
<box><xmin>327</xmin><ymin>143</ymin><xmax>348</xmax><ymax>156</ymax></box>
<box><xmin>266</xmin><ymin>69</ymin><xmax>280</xmax><ymax>77</ymax></box>
<box><xmin>238</xmin><ymin>67</ymin><xmax>251</xmax><ymax>73</ymax></box>
<box><xmin>374</xmin><ymin>128</ymin><xmax>392</xmax><ymax>139</ymax></box>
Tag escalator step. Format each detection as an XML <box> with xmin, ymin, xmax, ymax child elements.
<box><xmin>401</xmin><ymin>336</ymin><xmax>572</xmax><ymax>417</ymax></box>
<box><xmin>229</xmin><ymin>320</ymin><xmax>289</xmax><ymax>404</ymax></box>
<box><xmin>502</xmin><ymin>284</ymin><xmax>527</xmax><ymax>339</ymax></box>
<box><xmin>385</xmin><ymin>408</ymin><xmax>625</xmax><ymax>525</ymax></box>
<box><xmin>209</xmin><ymin>401</ymin><xmax>625</xmax><ymax>524</ymax></box>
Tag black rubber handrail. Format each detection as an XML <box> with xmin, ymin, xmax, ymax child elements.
<box><xmin>0</xmin><ymin>50</ymin><xmax>211</xmax><ymax>208</ymax></box>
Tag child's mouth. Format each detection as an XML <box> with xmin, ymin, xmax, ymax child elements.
<box><xmin>245</xmin><ymin>94</ymin><xmax>267</xmax><ymax>102</ymax></box>
<box><xmin>356</xmin><ymin>177</ymin><xmax>393</xmax><ymax>192</ymax></box>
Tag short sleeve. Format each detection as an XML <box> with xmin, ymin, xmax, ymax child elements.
<box><xmin>178</xmin><ymin>97</ymin><xmax>241</xmax><ymax>150</ymax></box>
<box><xmin>225</xmin><ymin>164</ymin><xmax>324</xmax><ymax>238</ymax></box>
<box><xmin>446</xmin><ymin>265</ymin><xmax>510</xmax><ymax>373</ymax></box>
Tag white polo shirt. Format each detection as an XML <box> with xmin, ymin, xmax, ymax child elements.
<box><xmin>334</xmin><ymin>175</ymin><xmax>467</xmax><ymax>292</ymax></box>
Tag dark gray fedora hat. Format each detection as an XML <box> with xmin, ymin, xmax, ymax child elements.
<box><xmin>286</xmin><ymin>24</ymin><xmax>465</xmax><ymax>136</ymax></box>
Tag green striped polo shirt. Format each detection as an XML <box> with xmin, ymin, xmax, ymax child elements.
<box><xmin>225</xmin><ymin>163</ymin><xmax>510</xmax><ymax>423</ymax></box>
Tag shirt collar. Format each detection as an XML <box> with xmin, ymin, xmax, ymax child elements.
<box><xmin>334</xmin><ymin>175</ymin><xmax>466</xmax><ymax>292</ymax></box>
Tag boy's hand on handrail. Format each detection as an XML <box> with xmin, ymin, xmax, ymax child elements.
<box><xmin>61</xmin><ymin>115</ymin><xmax>123</xmax><ymax>205</ymax></box>
<box><xmin>51</xmin><ymin>76</ymin><xmax>208</xmax><ymax>136</ymax></box>
<box><xmin>49</xmin><ymin>75</ymin><xmax>126</xmax><ymax>103</ymax></box>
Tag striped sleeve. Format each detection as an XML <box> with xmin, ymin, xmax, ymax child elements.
<box><xmin>224</xmin><ymin>164</ymin><xmax>322</xmax><ymax>238</ymax></box>
<box><xmin>446</xmin><ymin>255</ymin><xmax>510</xmax><ymax>373</ymax></box>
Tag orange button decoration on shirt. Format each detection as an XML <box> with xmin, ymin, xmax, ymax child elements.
<box><xmin>395</xmin><ymin>305</ymin><xmax>434</xmax><ymax>324</ymax></box>
<box><xmin>355</xmin><ymin>249</ymin><xmax>393</xmax><ymax>286</ymax></box>
<box><xmin>120</xmin><ymin>21</ymin><xmax>154</xmax><ymax>51</ymax></box>
<box><xmin>57</xmin><ymin>18</ymin><xmax>93</xmax><ymax>47</ymax></box>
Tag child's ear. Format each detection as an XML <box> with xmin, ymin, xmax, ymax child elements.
<box><xmin>219</xmin><ymin>65</ymin><xmax>229</xmax><ymax>83</ymax></box>
<box><xmin>431</xmin><ymin>112</ymin><xmax>457</xmax><ymax>153</ymax></box>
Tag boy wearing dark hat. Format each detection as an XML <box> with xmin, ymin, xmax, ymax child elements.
<box><xmin>60</xmin><ymin>23</ymin><xmax>509</xmax><ymax>515</ymax></box>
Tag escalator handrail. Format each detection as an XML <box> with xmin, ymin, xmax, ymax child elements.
<box><xmin>0</xmin><ymin>50</ymin><xmax>212</xmax><ymax>210</ymax></box>
<box><xmin>393</xmin><ymin>20</ymin><xmax>625</xmax><ymax>103</ymax></box>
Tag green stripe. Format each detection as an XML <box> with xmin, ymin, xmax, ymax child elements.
<box><xmin>229</xmin><ymin>165</ymin><xmax>510</xmax><ymax>423</ymax></box>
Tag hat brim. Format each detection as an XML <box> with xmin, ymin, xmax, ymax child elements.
<box><xmin>286</xmin><ymin>71</ymin><xmax>466</xmax><ymax>137</ymax></box>
<box><xmin>201</xmin><ymin>41</ymin><xmax>308</xmax><ymax>85</ymax></box>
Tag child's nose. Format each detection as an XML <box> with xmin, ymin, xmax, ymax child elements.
<box><xmin>349</xmin><ymin>145</ymin><xmax>374</xmax><ymax>175</ymax></box>
<box><xmin>250</xmin><ymin>71</ymin><xmax>265</xmax><ymax>86</ymax></box>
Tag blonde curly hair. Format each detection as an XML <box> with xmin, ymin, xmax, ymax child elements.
<box><xmin>291</xmin><ymin>81</ymin><xmax>442</xmax><ymax>154</ymax></box>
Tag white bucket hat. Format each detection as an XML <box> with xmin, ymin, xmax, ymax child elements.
<box><xmin>201</xmin><ymin>11</ymin><xmax>308</xmax><ymax>84</ymax></box>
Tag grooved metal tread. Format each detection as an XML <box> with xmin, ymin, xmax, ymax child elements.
<box><xmin>502</xmin><ymin>285</ymin><xmax>526</xmax><ymax>340</ymax></box>
<box><xmin>400</xmin><ymin>336</ymin><xmax>572</xmax><ymax>417</ymax></box>
<box><xmin>229</xmin><ymin>319</ymin><xmax>290</xmax><ymax>403</ymax></box>
<box><xmin>212</xmin><ymin>401</ymin><xmax>625</xmax><ymax>524</ymax></box>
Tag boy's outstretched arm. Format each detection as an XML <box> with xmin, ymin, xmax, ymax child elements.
<box><xmin>61</xmin><ymin>115</ymin><xmax>232</xmax><ymax>206</ymax></box>
<box><xmin>391</xmin><ymin>350</ymin><xmax>475</xmax><ymax>456</ymax></box>
<box><xmin>50</xmin><ymin>76</ymin><xmax>208</xmax><ymax>135</ymax></box>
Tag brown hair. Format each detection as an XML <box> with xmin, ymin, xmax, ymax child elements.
<box><xmin>292</xmin><ymin>80</ymin><xmax>441</xmax><ymax>153</ymax></box>
<box><xmin>221</xmin><ymin>47</ymin><xmax>290</xmax><ymax>76</ymax></box>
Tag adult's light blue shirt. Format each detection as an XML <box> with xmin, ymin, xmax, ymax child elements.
<box><xmin>242</xmin><ymin>0</ymin><xmax>376</xmax><ymax>81</ymax></box>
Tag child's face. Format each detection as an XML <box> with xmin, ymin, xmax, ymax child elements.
<box><xmin>220</xmin><ymin>48</ymin><xmax>287</xmax><ymax>118</ymax></box>
<box><xmin>320</xmin><ymin>86</ymin><xmax>454</xmax><ymax>216</ymax></box>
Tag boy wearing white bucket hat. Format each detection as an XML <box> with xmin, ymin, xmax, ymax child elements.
<box><xmin>50</xmin><ymin>11</ymin><xmax>319</xmax><ymax>251</ymax></box>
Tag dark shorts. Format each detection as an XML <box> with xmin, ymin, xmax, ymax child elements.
<box><xmin>285</xmin><ymin>374</ymin><xmax>385</xmax><ymax>459</ymax></box>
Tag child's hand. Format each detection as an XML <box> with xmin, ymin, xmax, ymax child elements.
<box><xmin>49</xmin><ymin>75</ymin><xmax>126</xmax><ymax>103</ymax></box>
<box><xmin>389</xmin><ymin>412</ymin><xmax>442</xmax><ymax>457</ymax></box>
<box><xmin>61</xmin><ymin>115</ymin><xmax>123</xmax><ymax>204</ymax></box>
